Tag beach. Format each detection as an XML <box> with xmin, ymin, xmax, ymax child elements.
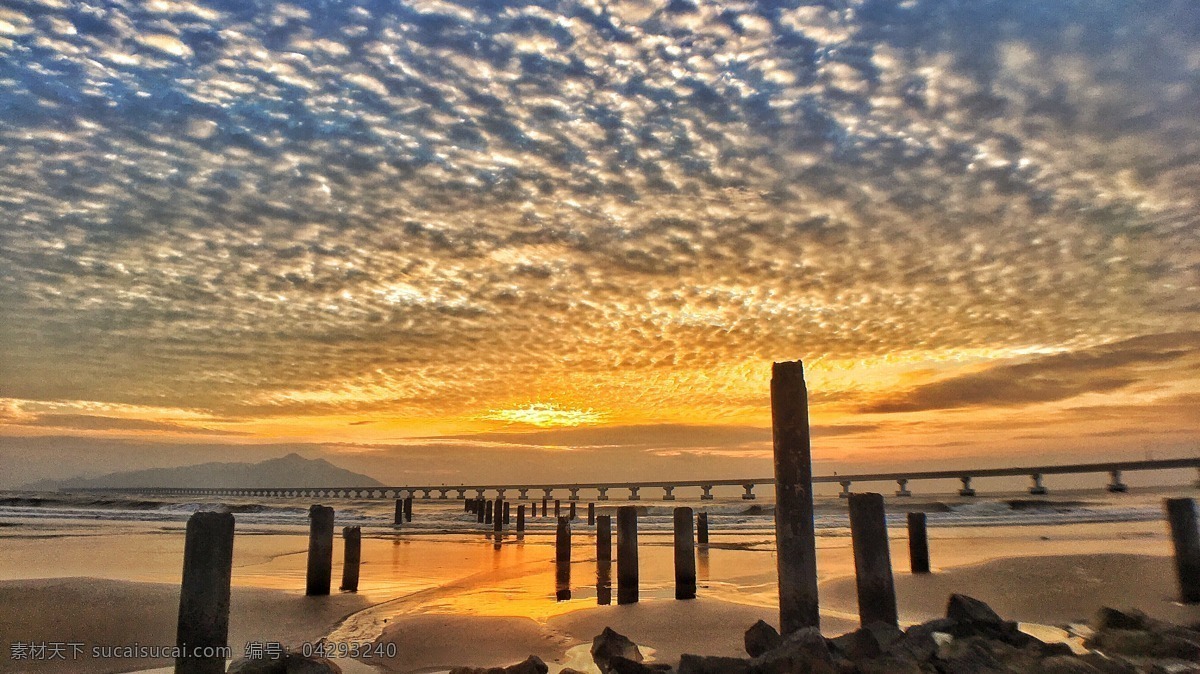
<box><xmin>1</xmin><ymin>488</ymin><xmax>1198</xmax><ymax>673</ymax></box>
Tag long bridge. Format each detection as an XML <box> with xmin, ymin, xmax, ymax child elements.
<box><xmin>81</xmin><ymin>457</ymin><xmax>1200</xmax><ymax>501</ymax></box>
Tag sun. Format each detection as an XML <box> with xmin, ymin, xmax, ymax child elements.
<box><xmin>481</xmin><ymin>403</ymin><xmax>606</xmax><ymax>428</ymax></box>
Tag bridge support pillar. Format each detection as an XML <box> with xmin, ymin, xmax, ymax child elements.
<box><xmin>839</xmin><ymin>480</ymin><xmax>853</xmax><ymax>498</ymax></box>
<box><xmin>476</xmin><ymin>489</ymin><xmax>486</xmax><ymax>499</ymax></box>
<box><xmin>907</xmin><ymin>512</ymin><xmax>930</xmax><ymax>574</ymax></box>
<box><xmin>176</xmin><ymin>511</ymin><xmax>234</xmax><ymax>674</ymax></box>
<box><xmin>849</xmin><ymin>493</ymin><xmax>897</xmax><ymax>628</ymax></box>
<box><xmin>556</xmin><ymin>517</ymin><xmax>571</xmax><ymax>601</ymax></box>
<box><xmin>895</xmin><ymin>479</ymin><xmax>912</xmax><ymax>497</ymax></box>
<box><xmin>306</xmin><ymin>505</ymin><xmax>335</xmax><ymax>596</ymax></box>
<box><xmin>741</xmin><ymin>483</ymin><xmax>756</xmax><ymax>500</ymax></box>
<box><xmin>340</xmin><ymin>526</ymin><xmax>361</xmax><ymax>592</ymax></box>
<box><xmin>569</xmin><ymin>487</ymin><xmax>579</xmax><ymax>501</ymax></box>
<box><xmin>663</xmin><ymin>486</ymin><xmax>676</xmax><ymax>501</ymax></box>
<box><xmin>700</xmin><ymin>485</ymin><xmax>714</xmax><ymax>500</ymax></box>
<box><xmin>497</xmin><ymin>488</ymin><xmax>507</xmax><ymax>500</ymax></box>
<box><xmin>958</xmin><ymin>476</ymin><xmax>976</xmax><ymax>497</ymax></box>
<box><xmin>438</xmin><ymin>489</ymin><xmax>448</xmax><ymax>499</ymax></box>
<box><xmin>519</xmin><ymin>488</ymin><xmax>529</xmax><ymax>499</ymax></box>
<box><xmin>1029</xmin><ymin>473</ymin><xmax>1047</xmax><ymax>495</ymax></box>
<box><xmin>1108</xmin><ymin>470</ymin><xmax>1128</xmax><ymax>493</ymax></box>
<box><xmin>1165</xmin><ymin>498</ymin><xmax>1200</xmax><ymax>603</ymax></box>
<box><xmin>597</xmin><ymin>487</ymin><xmax>609</xmax><ymax>501</ymax></box>
<box><xmin>628</xmin><ymin>486</ymin><xmax>641</xmax><ymax>501</ymax></box>
<box><xmin>674</xmin><ymin>507</ymin><xmax>696</xmax><ymax>600</ymax></box>
<box><xmin>456</xmin><ymin>489</ymin><xmax>467</xmax><ymax>499</ymax></box>
<box><xmin>543</xmin><ymin>488</ymin><xmax>554</xmax><ymax>499</ymax></box>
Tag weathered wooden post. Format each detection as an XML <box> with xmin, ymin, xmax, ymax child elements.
<box><xmin>597</xmin><ymin>514</ymin><xmax>612</xmax><ymax>562</ymax></box>
<box><xmin>588</xmin><ymin>502</ymin><xmax>595</xmax><ymax>526</ymax></box>
<box><xmin>772</xmin><ymin>360</ymin><xmax>820</xmax><ymax>633</ymax></box>
<box><xmin>556</xmin><ymin>516</ymin><xmax>571</xmax><ymax>600</ymax></box>
<box><xmin>476</xmin><ymin>499</ymin><xmax>485</xmax><ymax>523</ymax></box>
<box><xmin>597</xmin><ymin>557</ymin><xmax>612</xmax><ymax>606</ymax></box>
<box><xmin>697</xmin><ymin>511</ymin><xmax>709</xmax><ymax>545</ymax></box>
<box><xmin>555</xmin><ymin>499</ymin><xmax>561</xmax><ymax>518</ymax></box>
<box><xmin>404</xmin><ymin>496</ymin><xmax>413</xmax><ymax>522</ymax></box>
<box><xmin>848</xmin><ymin>493</ymin><xmax>898</xmax><ymax>627</ymax></box>
<box><xmin>504</xmin><ymin>501</ymin><xmax>511</xmax><ymax>526</ymax></box>
<box><xmin>394</xmin><ymin>499</ymin><xmax>404</xmax><ymax>526</ymax></box>
<box><xmin>340</xmin><ymin>526</ymin><xmax>361</xmax><ymax>592</ymax></box>
<box><xmin>517</xmin><ymin>504</ymin><xmax>526</xmax><ymax>534</ymax></box>
<box><xmin>493</xmin><ymin>498</ymin><xmax>503</xmax><ymax>533</ymax></box>
<box><xmin>465</xmin><ymin>498</ymin><xmax>471</xmax><ymax>513</ymax></box>
<box><xmin>485</xmin><ymin>500</ymin><xmax>493</xmax><ymax>524</ymax></box>
<box><xmin>908</xmin><ymin>512</ymin><xmax>930</xmax><ymax>574</ymax></box>
<box><xmin>674</xmin><ymin>506</ymin><xmax>696</xmax><ymax>600</ymax></box>
<box><xmin>569</xmin><ymin>501</ymin><xmax>577</xmax><ymax>520</ymax></box>
<box><xmin>1165</xmin><ymin>498</ymin><xmax>1200</xmax><ymax>603</ymax></box>
<box><xmin>306</xmin><ymin>505</ymin><xmax>335</xmax><ymax>596</ymax></box>
<box><xmin>617</xmin><ymin>505</ymin><xmax>638</xmax><ymax>604</ymax></box>
<box><xmin>542</xmin><ymin>497</ymin><xmax>548</xmax><ymax>517</ymax></box>
<box><xmin>175</xmin><ymin>511</ymin><xmax>234</xmax><ymax>674</ymax></box>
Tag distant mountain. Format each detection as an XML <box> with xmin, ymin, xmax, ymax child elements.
<box><xmin>19</xmin><ymin>453</ymin><xmax>385</xmax><ymax>490</ymax></box>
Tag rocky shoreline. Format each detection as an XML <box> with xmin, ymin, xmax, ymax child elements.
<box><xmin>438</xmin><ymin>595</ymin><xmax>1200</xmax><ymax>674</ymax></box>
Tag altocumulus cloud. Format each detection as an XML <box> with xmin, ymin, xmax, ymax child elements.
<box><xmin>0</xmin><ymin>0</ymin><xmax>1197</xmax><ymax>423</ymax></box>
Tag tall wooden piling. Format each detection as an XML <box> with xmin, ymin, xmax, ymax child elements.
<box><xmin>476</xmin><ymin>499</ymin><xmax>485</xmax><ymax>523</ymax></box>
<box><xmin>340</xmin><ymin>526</ymin><xmax>361</xmax><ymax>592</ymax></box>
<box><xmin>542</xmin><ymin>497</ymin><xmax>548</xmax><ymax>518</ymax></box>
<box><xmin>394</xmin><ymin>499</ymin><xmax>404</xmax><ymax>526</ymax></box>
<box><xmin>907</xmin><ymin>512</ymin><xmax>930</xmax><ymax>574</ymax></box>
<box><xmin>848</xmin><ymin>493</ymin><xmax>898</xmax><ymax>627</ymax></box>
<box><xmin>517</xmin><ymin>504</ymin><xmax>526</xmax><ymax>534</ymax></box>
<box><xmin>555</xmin><ymin>499</ymin><xmax>561</xmax><ymax>518</ymax></box>
<box><xmin>569</xmin><ymin>501</ymin><xmax>577</xmax><ymax>520</ymax></box>
<box><xmin>556</xmin><ymin>517</ymin><xmax>571</xmax><ymax>600</ymax></box>
<box><xmin>771</xmin><ymin>360</ymin><xmax>820</xmax><ymax>633</ymax></box>
<box><xmin>1165</xmin><ymin>498</ymin><xmax>1200</xmax><ymax>603</ymax></box>
<box><xmin>404</xmin><ymin>496</ymin><xmax>413</xmax><ymax>522</ymax></box>
<box><xmin>697</xmin><ymin>512</ymin><xmax>709</xmax><ymax>545</ymax></box>
<box><xmin>306</xmin><ymin>505</ymin><xmax>335</xmax><ymax>596</ymax></box>
<box><xmin>465</xmin><ymin>498</ymin><xmax>471</xmax><ymax>513</ymax></box>
<box><xmin>485</xmin><ymin>500</ymin><xmax>493</xmax><ymax>524</ymax></box>
<box><xmin>597</xmin><ymin>514</ymin><xmax>612</xmax><ymax>562</ymax></box>
<box><xmin>175</xmin><ymin>511</ymin><xmax>234</xmax><ymax>674</ymax></box>
<box><xmin>504</xmin><ymin>501</ymin><xmax>511</xmax><ymax>526</ymax></box>
<box><xmin>674</xmin><ymin>507</ymin><xmax>696</xmax><ymax>600</ymax></box>
<box><xmin>617</xmin><ymin>505</ymin><xmax>638</xmax><ymax>604</ymax></box>
<box><xmin>588</xmin><ymin>502</ymin><xmax>595</xmax><ymax>526</ymax></box>
<box><xmin>493</xmin><ymin>499</ymin><xmax>503</xmax><ymax>533</ymax></box>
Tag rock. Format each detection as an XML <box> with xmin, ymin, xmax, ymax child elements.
<box><xmin>227</xmin><ymin>654</ymin><xmax>286</xmax><ymax>674</ymax></box>
<box><xmin>679</xmin><ymin>653</ymin><xmax>751</xmax><ymax>674</ymax></box>
<box><xmin>504</xmin><ymin>656</ymin><xmax>549</xmax><ymax>674</ymax></box>
<box><xmin>607</xmin><ymin>656</ymin><xmax>658</xmax><ymax>674</ymax></box>
<box><xmin>887</xmin><ymin>618</ymin><xmax>956</xmax><ymax>662</ymax></box>
<box><xmin>830</xmin><ymin>622</ymin><xmax>904</xmax><ymax>662</ymax></box>
<box><xmin>1092</xmin><ymin>608</ymin><xmax>1149</xmax><ymax>632</ymax></box>
<box><xmin>1038</xmin><ymin>642</ymin><xmax>1076</xmax><ymax>658</ymax></box>
<box><xmin>745</xmin><ymin>620</ymin><xmax>782</xmax><ymax>658</ymax></box>
<box><xmin>749</xmin><ymin>627</ymin><xmax>833</xmax><ymax>674</ymax></box>
<box><xmin>1076</xmin><ymin>653</ymin><xmax>1138</xmax><ymax>674</ymax></box>
<box><xmin>1037</xmin><ymin>655</ymin><xmax>1101</xmax><ymax>674</ymax></box>
<box><xmin>854</xmin><ymin>655</ymin><xmax>926</xmax><ymax>674</ymax></box>
<box><xmin>947</xmin><ymin>594</ymin><xmax>1005</xmax><ymax>627</ymax></box>
<box><xmin>283</xmin><ymin>655</ymin><xmax>342</xmax><ymax>674</ymax></box>
<box><xmin>593</xmin><ymin>627</ymin><xmax>644</xmax><ymax>674</ymax></box>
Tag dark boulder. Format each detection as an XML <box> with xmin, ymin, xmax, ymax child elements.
<box><xmin>593</xmin><ymin>627</ymin><xmax>644</xmax><ymax>674</ymax></box>
<box><xmin>679</xmin><ymin>654</ymin><xmax>751</xmax><ymax>674</ymax></box>
<box><xmin>744</xmin><ymin>620</ymin><xmax>782</xmax><ymax>658</ymax></box>
<box><xmin>749</xmin><ymin>627</ymin><xmax>833</xmax><ymax>674</ymax></box>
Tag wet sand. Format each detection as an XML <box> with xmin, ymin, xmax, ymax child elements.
<box><xmin>0</xmin><ymin>509</ymin><xmax>1193</xmax><ymax>673</ymax></box>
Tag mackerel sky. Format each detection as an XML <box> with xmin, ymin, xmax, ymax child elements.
<box><xmin>0</xmin><ymin>0</ymin><xmax>1197</xmax><ymax>485</ymax></box>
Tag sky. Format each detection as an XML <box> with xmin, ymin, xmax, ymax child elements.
<box><xmin>0</xmin><ymin>0</ymin><xmax>1197</xmax><ymax>487</ymax></box>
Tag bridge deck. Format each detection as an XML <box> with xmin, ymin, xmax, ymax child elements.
<box><xmin>79</xmin><ymin>457</ymin><xmax>1200</xmax><ymax>498</ymax></box>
